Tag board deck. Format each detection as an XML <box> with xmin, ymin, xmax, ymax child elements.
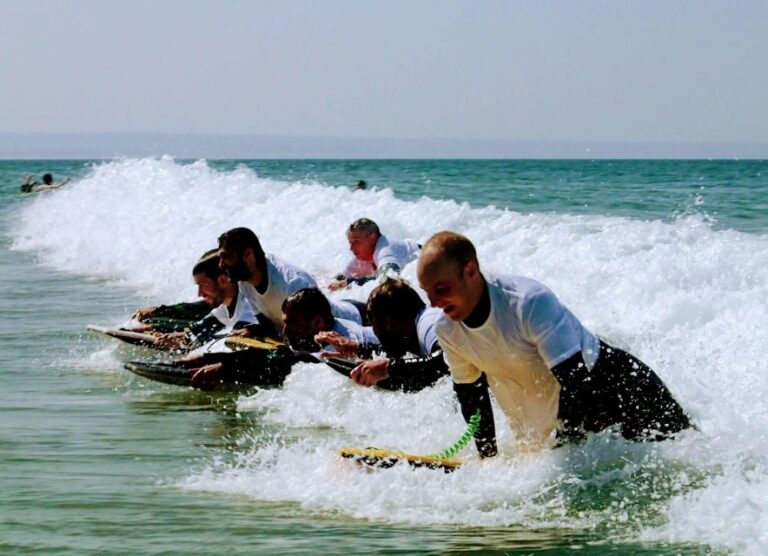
<box><xmin>87</xmin><ymin>325</ymin><xmax>159</xmax><ymax>347</ymax></box>
<box><xmin>224</xmin><ymin>336</ymin><xmax>285</xmax><ymax>351</ymax></box>
<box><xmin>337</xmin><ymin>447</ymin><xmax>463</xmax><ymax>473</ymax></box>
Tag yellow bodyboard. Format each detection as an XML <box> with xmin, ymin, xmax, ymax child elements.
<box><xmin>224</xmin><ymin>336</ymin><xmax>286</xmax><ymax>351</ymax></box>
<box><xmin>337</xmin><ymin>447</ymin><xmax>463</xmax><ymax>472</ymax></box>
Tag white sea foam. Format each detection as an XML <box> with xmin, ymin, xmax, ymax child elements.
<box><xmin>12</xmin><ymin>157</ymin><xmax>768</xmax><ymax>552</ymax></box>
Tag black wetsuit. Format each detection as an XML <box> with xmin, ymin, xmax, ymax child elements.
<box><xmin>323</xmin><ymin>337</ymin><xmax>450</xmax><ymax>393</ymax></box>
<box><xmin>189</xmin><ymin>348</ymin><xmax>318</xmax><ymax>388</ymax></box>
<box><xmin>186</xmin><ymin>296</ymin><xmax>250</xmax><ymax>345</ymax></box>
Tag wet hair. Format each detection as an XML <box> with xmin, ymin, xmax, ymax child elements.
<box><xmin>424</xmin><ymin>231</ymin><xmax>479</xmax><ymax>270</ymax></box>
<box><xmin>42</xmin><ymin>173</ymin><xmax>53</xmax><ymax>185</ymax></box>
<box><xmin>192</xmin><ymin>249</ymin><xmax>224</xmax><ymax>280</ymax></box>
<box><xmin>347</xmin><ymin>218</ymin><xmax>380</xmax><ymax>236</ymax></box>
<box><xmin>218</xmin><ymin>227</ymin><xmax>266</xmax><ymax>267</ymax></box>
<box><xmin>367</xmin><ymin>278</ymin><xmax>426</xmax><ymax>326</ymax></box>
<box><xmin>281</xmin><ymin>288</ymin><xmax>334</xmax><ymax>328</ymax></box>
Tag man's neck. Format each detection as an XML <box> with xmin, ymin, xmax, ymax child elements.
<box><xmin>462</xmin><ymin>276</ymin><xmax>490</xmax><ymax>329</ymax></box>
<box><xmin>252</xmin><ymin>261</ymin><xmax>269</xmax><ymax>294</ymax></box>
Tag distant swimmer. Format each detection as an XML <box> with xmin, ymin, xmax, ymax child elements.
<box><xmin>319</xmin><ymin>278</ymin><xmax>449</xmax><ymax>392</ymax></box>
<box><xmin>153</xmin><ymin>250</ymin><xmax>257</xmax><ymax>350</ymax></box>
<box><xmin>217</xmin><ymin>228</ymin><xmax>363</xmax><ymax>339</ymax></box>
<box><xmin>417</xmin><ymin>231</ymin><xmax>692</xmax><ymax>456</ymax></box>
<box><xmin>20</xmin><ymin>173</ymin><xmax>69</xmax><ymax>193</ymax></box>
<box><xmin>187</xmin><ymin>287</ymin><xmax>377</xmax><ymax>390</ymax></box>
<box><xmin>328</xmin><ymin>218</ymin><xmax>420</xmax><ymax>291</ymax></box>
<box><xmin>354</xmin><ymin>180</ymin><xmax>367</xmax><ymax>190</ymax></box>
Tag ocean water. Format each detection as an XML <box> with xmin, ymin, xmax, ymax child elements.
<box><xmin>1</xmin><ymin>157</ymin><xmax>767</xmax><ymax>555</ymax></box>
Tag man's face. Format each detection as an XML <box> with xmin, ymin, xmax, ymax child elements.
<box><xmin>371</xmin><ymin>314</ymin><xmax>409</xmax><ymax>357</ymax></box>
<box><xmin>282</xmin><ymin>308</ymin><xmax>319</xmax><ymax>351</ymax></box>
<box><xmin>418</xmin><ymin>258</ymin><xmax>478</xmax><ymax>322</ymax></box>
<box><xmin>347</xmin><ymin>230</ymin><xmax>378</xmax><ymax>262</ymax></box>
<box><xmin>194</xmin><ymin>273</ymin><xmax>226</xmax><ymax>307</ymax></box>
<box><xmin>218</xmin><ymin>246</ymin><xmax>251</xmax><ymax>283</ymax></box>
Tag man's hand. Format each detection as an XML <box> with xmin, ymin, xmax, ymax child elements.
<box><xmin>132</xmin><ymin>306</ymin><xmax>158</xmax><ymax>321</ymax></box>
<box><xmin>153</xmin><ymin>331</ymin><xmax>188</xmax><ymax>350</ymax></box>
<box><xmin>315</xmin><ymin>331</ymin><xmax>359</xmax><ymax>358</ymax></box>
<box><xmin>228</xmin><ymin>328</ymin><xmax>252</xmax><ymax>338</ymax></box>
<box><xmin>189</xmin><ymin>362</ymin><xmax>225</xmax><ymax>390</ymax></box>
<box><xmin>328</xmin><ymin>278</ymin><xmax>349</xmax><ymax>292</ymax></box>
<box><xmin>350</xmin><ymin>359</ymin><xmax>390</xmax><ymax>387</ymax></box>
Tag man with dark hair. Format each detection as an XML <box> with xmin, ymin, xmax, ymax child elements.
<box><xmin>328</xmin><ymin>218</ymin><xmax>420</xmax><ymax>291</ymax></box>
<box><xmin>282</xmin><ymin>288</ymin><xmax>378</xmax><ymax>352</ymax></box>
<box><xmin>217</xmin><ymin>227</ymin><xmax>362</xmax><ymax>336</ymax></box>
<box><xmin>417</xmin><ymin>231</ymin><xmax>691</xmax><ymax>456</ymax></box>
<box><xmin>187</xmin><ymin>287</ymin><xmax>377</xmax><ymax>390</ymax></box>
<box><xmin>153</xmin><ymin>250</ymin><xmax>256</xmax><ymax>350</ymax></box>
<box><xmin>319</xmin><ymin>278</ymin><xmax>449</xmax><ymax>392</ymax></box>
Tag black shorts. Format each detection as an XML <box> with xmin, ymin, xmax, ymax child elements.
<box><xmin>557</xmin><ymin>341</ymin><xmax>691</xmax><ymax>442</ymax></box>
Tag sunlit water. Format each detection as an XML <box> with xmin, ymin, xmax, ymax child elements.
<box><xmin>1</xmin><ymin>157</ymin><xmax>766</xmax><ymax>554</ymax></box>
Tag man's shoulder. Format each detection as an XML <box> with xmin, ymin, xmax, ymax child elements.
<box><xmin>268</xmin><ymin>253</ymin><xmax>315</xmax><ymax>281</ymax></box>
<box><xmin>487</xmin><ymin>273</ymin><xmax>551</xmax><ymax>301</ymax></box>
<box><xmin>433</xmin><ymin>309</ymin><xmax>458</xmax><ymax>337</ymax></box>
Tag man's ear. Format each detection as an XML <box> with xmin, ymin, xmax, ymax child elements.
<box><xmin>217</xmin><ymin>274</ymin><xmax>230</xmax><ymax>288</ymax></box>
<box><xmin>243</xmin><ymin>247</ymin><xmax>255</xmax><ymax>265</ymax></box>
<box><xmin>464</xmin><ymin>260</ymin><xmax>479</xmax><ymax>280</ymax></box>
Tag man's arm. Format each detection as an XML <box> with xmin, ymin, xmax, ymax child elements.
<box><xmin>453</xmin><ymin>374</ymin><xmax>497</xmax><ymax>458</ymax></box>
<box><xmin>379</xmin><ymin>350</ymin><xmax>450</xmax><ymax>392</ymax></box>
<box><xmin>187</xmin><ymin>315</ymin><xmax>225</xmax><ymax>344</ymax></box>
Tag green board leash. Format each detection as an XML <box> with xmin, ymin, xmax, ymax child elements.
<box><xmin>426</xmin><ymin>410</ymin><xmax>481</xmax><ymax>460</ymax></box>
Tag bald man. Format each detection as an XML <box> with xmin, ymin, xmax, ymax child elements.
<box><xmin>417</xmin><ymin>231</ymin><xmax>691</xmax><ymax>456</ymax></box>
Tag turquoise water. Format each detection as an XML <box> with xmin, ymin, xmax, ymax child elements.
<box><xmin>2</xmin><ymin>158</ymin><xmax>766</xmax><ymax>554</ymax></box>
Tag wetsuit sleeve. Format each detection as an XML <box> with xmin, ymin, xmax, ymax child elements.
<box><xmin>152</xmin><ymin>300</ymin><xmax>210</xmax><ymax>321</ymax></box>
<box><xmin>376</xmin><ymin>262</ymin><xmax>401</xmax><ymax>276</ymax></box>
<box><xmin>381</xmin><ymin>346</ymin><xmax>450</xmax><ymax>393</ymax></box>
<box><xmin>188</xmin><ymin>315</ymin><xmax>225</xmax><ymax>344</ymax></box>
<box><xmin>523</xmin><ymin>290</ymin><xmax>582</xmax><ymax>369</ymax></box>
<box><xmin>219</xmin><ymin>348</ymin><xmax>319</xmax><ymax>387</ymax></box>
<box><xmin>347</xmin><ymin>275</ymin><xmax>376</xmax><ymax>286</ymax></box>
<box><xmin>453</xmin><ymin>374</ymin><xmax>497</xmax><ymax>458</ymax></box>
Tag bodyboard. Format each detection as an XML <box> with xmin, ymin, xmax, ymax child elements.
<box><xmin>87</xmin><ymin>325</ymin><xmax>159</xmax><ymax>347</ymax></box>
<box><xmin>224</xmin><ymin>336</ymin><xmax>285</xmax><ymax>351</ymax></box>
<box><xmin>124</xmin><ymin>361</ymin><xmax>192</xmax><ymax>386</ymax></box>
<box><xmin>337</xmin><ymin>447</ymin><xmax>463</xmax><ymax>473</ymax></box>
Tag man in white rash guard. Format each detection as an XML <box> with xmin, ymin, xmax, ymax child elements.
<box><xmin>153</xmin><ymin>250</ymin><xmax>256</xmax><ymax>350</ymax></box>
<box><xmin>216</xmin><ymin>227</ymin><xmax>363</xmax><ymax>337</ymax></box>
<box><xmin>417</xmin><ymin>231</ymin><xmax>692</xmax><ymax>456</ymax></box>
<box><xmin>281</xmin><ymin>288</ymin><xmax>379</xmax><ymax>354</ymax></box>
<box><xmin>328</xmin><ymin>218</ymin><xmax>420</xmax><ymax>291</ymax></box>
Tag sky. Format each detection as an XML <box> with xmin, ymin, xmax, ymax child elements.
<box><xmin>1</xmin><ymin>0</ymin><xmax>767</xmax><ymax>154</ymax></box>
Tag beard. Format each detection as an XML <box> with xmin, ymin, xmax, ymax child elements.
<box><xmin>225</xmin><ymin>260</ymin><xmax>251</xmax><ymax>283</ymax></box>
